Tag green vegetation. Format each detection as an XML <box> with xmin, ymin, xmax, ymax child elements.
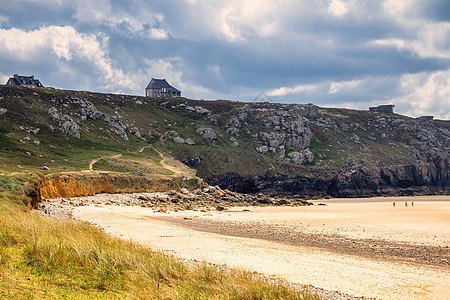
<box><xmin>0</xmin><ymin>192</ymin><xmax>318</xmax><ymax>299</ymax></box>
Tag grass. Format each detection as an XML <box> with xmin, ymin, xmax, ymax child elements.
<box><xmin>0</xmin><ymin>191</ymin><xmax>319</xmax><ymax>299</ymax></box>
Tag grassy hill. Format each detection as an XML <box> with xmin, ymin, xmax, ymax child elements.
<box><xmin>0</xmin><ymin>85</ymin><xmax>448</xmax><ymax>197</ymax></box>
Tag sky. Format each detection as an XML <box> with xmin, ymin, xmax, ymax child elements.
<box><xmin>0</xmin><ymin>0</ymin><xmax>449</xmax><ymax>119</ymax></box>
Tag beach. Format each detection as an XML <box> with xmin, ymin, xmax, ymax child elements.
<box><xmin>71</xmin><ymin>195</ymin><xmax>450</xmax><ymax>299</ymax></box>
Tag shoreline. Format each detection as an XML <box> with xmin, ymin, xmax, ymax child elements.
<box><xmin>38</xmin><ymin>193</ymin><xmax>450</xmax><ymax>299</ymax></box>
<box><xmin>154</xmin><ymin>215</ymin><xmax>449</xmax><ymax>267</ymax></box>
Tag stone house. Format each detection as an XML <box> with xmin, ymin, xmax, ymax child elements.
<box><xmin>369</xmin><ymin>104</ymin><xmax>395</xmax><ymax>113</ymax></box>
<box><xmin>6</xmin><ymin>74</ymin><xmax>44</xmax><ymax>87</ymax></box>
<box><xmin>145</xmin><ymin>78</ymin><xmax>181</xmax><ymax>98</ymax></box>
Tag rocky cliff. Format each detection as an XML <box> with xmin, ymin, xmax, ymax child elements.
<box><xmin>0</xmin><ymin>85</ymin><xmax>449</xmax><ymax>198</ymax></box>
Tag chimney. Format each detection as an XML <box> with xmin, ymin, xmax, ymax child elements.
<box><xmin>14</xmin><ymin>74</ymin><xmax>19</xmax><ymax>79</ymax></box>
<box><xmin>31</xmin><ymin>75</ymin><xmax>34</xmax><ymax>80</ymax></box>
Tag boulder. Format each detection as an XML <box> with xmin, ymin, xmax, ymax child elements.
<box><xmin>183</xmin><ymin>156</ymin><xmax>202</xmax><ymax>167</ymax></box>
<box><xmin>173</xmin><ymin>136</ymin><xmax>185</xmax><ymax>144</ymax></box>
<box><xmin>180</xmin><ymin>188</ymin><xmax>190</xmax><ymax>194</ymax></box>
<box><xmin>60</xmin><ymin>115</ymin><xmax>80</xmax><ymax>138</ymax></box>
<box><xmin>226</xmin><ymin>127</ymin><xmax>240</xmax><ymax>136</ymax></box>
<box><xmin>48</xmin><ymin>107</ymin><xmax>60</xmax><ymax>121</ymax></box>
<box><xmin>288</xmin><ymin>149</ymin><xmax>314</xmax><ymax>165</ymax></box>
<box><xmin>0</xmin><ymin>108</ymin><xmax>7</xmax><ymax>116</ymax></box>
<box><xmin>256</xmin><ymin>145</ymin><xmax>269</xmax><ymax>154</ymax></box>
<box><xmin>196</xmin><ymin>128</ymin><xmax>217</xmax><ymax>139</ymax></box>
<box><xmin>185</xmin><ymin>138</ymin><xmax>195</xmax><ymax>145</ymax></box>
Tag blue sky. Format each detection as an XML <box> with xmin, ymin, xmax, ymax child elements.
<box><xmin>0</xmin><ymin>0</ymin><xmax>449</xmax><ymax>119</ymax></box>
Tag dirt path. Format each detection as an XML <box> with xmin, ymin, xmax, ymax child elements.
<box><xmin>88</xmin><ymin>154</ymin><xmax>122</xmax><ymax>171</ymax></box>
<box><xmin>138</xmin><ymin>145</ymin><xmax>152</xmax><ymax>153</ymax></box>
<box><xmin>73</xmin><ymin>198</ymin><xmax>450</xmax><ymax>300</ymax></box>
<box><xmin>154</xmin><ymin>149</ymin><xmax>195</xmax><ymax>177</ymax></box>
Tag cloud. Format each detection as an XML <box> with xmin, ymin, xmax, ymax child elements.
<box><xmin>0</xmin><ymin>26</ymin><xmax>132</xmax><ymax>90</ymax></box>
<box><xmin>375</xmin><ymin>0</ymin><xmax>450</xmax><ymax>60</ymax></box>
<box><xmin>328</xmin><ymin>0</ymin><xmax>350</xmax><ymax>16</ymax></box>
<box><xmin>390</xmin><ymin>70</ymin><xmax>450</xmax><ymax>119</ymax></box>
<box><xmin>328</xmin><ymin>79</ymin><xmax>365</xmax><ymax>94</ymax></box>
<box><xmin>267</xmin><ymin>84</ymin><xmax>318</xmax><ymax>97</ymax></box>
<box><xmin>72</xmin><ymin>0</ymin><xmax>112</xmax><ymax>23</ymax></box>
<box><xmin>0</xmin><ymin>72</ymin><xmax>10</xmax><ymax>84</ymax></box>
<box><xmin>71</xmin><ymin>0</ymin><xmax>169</xmax><ymax>40</ymax></box>
<box><xmin>0</xmin><ymin>1</ymin><xmax>448</xmax><ymax>119</ymax></box>
<box><xmin>370</xmin><ymin>23</ymin><xmax>450</xmax><ymax>59</ymax></box>
<box><xmin>0</xmin><ymin>15</ymin><xmax>9</xmax><ymax>24</ymax></box>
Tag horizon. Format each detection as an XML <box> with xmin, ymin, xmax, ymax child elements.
<box><xmin>0</xmin><ymin>0</ymin><xmax>449</xmax><ymax>119</ymax></box>
<box><xmin>2</xmin><ymin>82</ymin><xmax>449</xmax><ymax>121</ymax></box>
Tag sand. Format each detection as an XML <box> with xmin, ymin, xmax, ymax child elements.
<box><xmin>72</xmin><ymin>195</ymin><xmax>450</xmax><ymax>299</ymax></box>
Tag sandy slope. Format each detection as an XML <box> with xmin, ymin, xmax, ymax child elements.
<box><xmin>73</xmin><ymin>196</ymin><xmax>450</xmax><ymax>299</ymax></box>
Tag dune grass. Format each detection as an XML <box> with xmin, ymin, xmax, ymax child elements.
<box><xmin>0</xmin><ymin>192</ymin><xmax>319</xmax><ymax>299</ymax></box>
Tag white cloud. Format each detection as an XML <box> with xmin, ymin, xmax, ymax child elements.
<box><xmin>0</xmin><ymin>72</ymin><xmax>10</xmax><ymax>84</ymax></box>
<box><xmin>72</xmin><ymin>0</ymin><xmax>112</xmax><ymax>23</ymax></box>
<box><xmin>375</xmin><ymin>0</ymin><xmax>450</xmax><ymax>60</ymax></box>
<box><xmin>72</xmin><ymin>1</ymin><xmax>169</xmax><ymax>40</ymax></box>
<box><xmin>328</xmin><ymin>79</ymin><xmax>364</xmax><ymax>94</ymax></box>
<box><xmin>0</xmin><ymin>26</ymin><xmax>133</xmax><ymax>90</ymax></box>
<box><xmin>370</xmin><ymin>22</ymin><xmax>450</xmax><ymax>59</ymax></box>
<box><xmin>148</xmin><ymin>27</ymin><xmax>169</xmax><ymax>40</ymax></box>
<box><xmin>178</xmin><ymin>0</ymin><xmax>296</xmax><ymax>42</ymax></box>
<box><xmin>386</xmin><ymin>70</ymin><xmax>450</xmax><ymax>119</ymax></box>
<box><xmin>381</xmin><ymin>0</ymin><xmax>411</xmax><ymax>16</ymax></box>
<box><xmin>267</xmin><ymin>83</ymin><xmax>317</xmax><ymax>97</ymax></box>
<box><xmin>328</xmin><ymin>0</ymin><xmax>349</xmax><ymax>16</ymax></box>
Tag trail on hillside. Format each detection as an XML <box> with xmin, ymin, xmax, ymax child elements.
<box><xmin>89</xmin><ymin>154</ymin><xmax>122</xmax><ymax>171</ymax></box>
<box><xmin>139</xmin><ymin>145</ymin><xmax>151</xmax><ymax>153</ymax></box>
<box><xmin>154</xmin><ymin>149</ymin><xmax>196</xmax><ymax>177</ymax></box>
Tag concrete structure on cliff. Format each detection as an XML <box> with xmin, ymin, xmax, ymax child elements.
<box><xmin>369</xmin><ymin>104</ymin><xmax>395</xmax><ymax>113</ymax></box>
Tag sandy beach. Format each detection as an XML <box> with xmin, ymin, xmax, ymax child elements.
<box><xmin>72</xmin><ymin>195</ymin><xmax>450</xmax><ymax>299</ymax></box>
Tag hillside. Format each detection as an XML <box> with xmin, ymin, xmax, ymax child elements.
<box><xmin>0</xmin><ymin>85</ymin><xmax>449</xmax><ymax>198</ymax></box>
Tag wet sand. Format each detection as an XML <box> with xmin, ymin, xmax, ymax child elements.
<box><xmin>73</xmin><ymin>195</ymin><xmax>450</xmax><ymax>299</ymax></box>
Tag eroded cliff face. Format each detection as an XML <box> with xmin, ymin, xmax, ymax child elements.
<box><xmin>210</xmin><ymin>150</ymin><xmax>450</xmax><ymax>198</ymax></box>
<box><xmin>33</xmin><ymin>175</ymin><xmax>203</xmax><ymax>207</ymax></box>
<box><xmin>328</xmin><ymin>151</ymin><xmax>450</xmax><ymax>197</ymax></box>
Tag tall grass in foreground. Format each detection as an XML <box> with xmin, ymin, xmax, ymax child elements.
<box><xmin>0</xmin><ymin>192</ymin><xmax>319</xmax><ymax>299</ymax></box>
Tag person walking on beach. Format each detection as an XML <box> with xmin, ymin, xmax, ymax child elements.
<box><xmin>405</xmin><ymin>201</ymin><xmax>408</xmax><ymax>207</ymax></box>
<box><xmin>411</xmin><ymin>201</ymin><xmax>414</xmax><ymax>207</ymax></box>
<box><xmin>393</xmin><ymin>202</ymin><xmax>395</xmax><ymax>207</ymax></box>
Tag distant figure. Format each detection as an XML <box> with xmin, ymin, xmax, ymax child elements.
<box><xmin>405</xmin><ymin>201</ymin><xmax>408</xmax><ymax>207</ymax></box>
<box><xmin>411</xmin><ymin>201</ymin><xmax>414</xmax><ymax>207</ymax></box>
<box><xmin>393</xmin><ymin>202</ymin><xmax>396</xmax><ymax>207</ymax></box>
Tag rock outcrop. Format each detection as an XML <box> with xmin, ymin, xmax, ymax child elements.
<box><xmin>196</xmin><ymin>128</ymin><xmax>217</xmax><ymax>139</ymax></box>
<box><xmin>328</xmin><ymin>151</ymin><xmax>450</xmax><ymax>197</ymax></box>
<box><xmin>49</xmin><ymin>107</ymin><xmax>80</xmax><ymax>138</ymax></box>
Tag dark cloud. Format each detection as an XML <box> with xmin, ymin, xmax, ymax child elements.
<box><xmin>0</xmin><ymin>0</ymin><xmax>448</xmax><ymax>118</ymax></box>
<box><xmin>0</xmin><ymin>1</ymin><xmax>74</xmax><ymax>30</ymax></box>
<box><xmin>418</xmin><ymin>0</ymin><xmax>450</xmax><ymax>22</ymax></box>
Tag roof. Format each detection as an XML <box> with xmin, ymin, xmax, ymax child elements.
<box><xmin>7</xmin><ymin>75</ymin><xmax>43</xmax><ymax>87</ymax></box>
<box><xmin>146</xmin><ymin>78</ymin><xmax>173</xmax><ymax>89</ymax></box>
<box><xmin>171</xmin><ymin>86</ymin><xmax>181</xmax><ymax>93</ymax></box>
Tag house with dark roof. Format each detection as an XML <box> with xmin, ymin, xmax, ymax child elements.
<box><xmin>6</xmin><ymin>74</ymin><xmax>44</xmax><ymax>88</ymax></box>
<box><xmin>145</xmin><ymin>78</ymin><xmax>181</xmax><ymax>98</ymax></box>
